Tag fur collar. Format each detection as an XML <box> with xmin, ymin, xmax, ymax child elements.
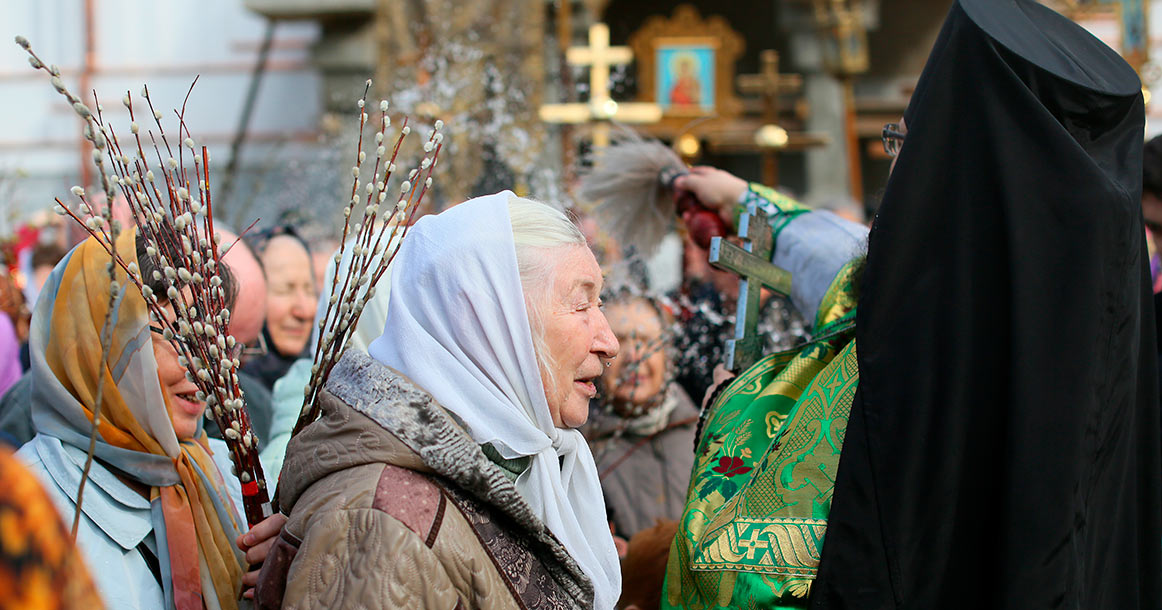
<box><xmin>321</xmin><ymin>349</ymin><xmax>594</xmax><ymax>606</ymax></box>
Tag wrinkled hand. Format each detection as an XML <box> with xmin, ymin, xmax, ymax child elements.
<box><xmin>235</xmin><ymin>512</ymin><xmax>287</xmax><ymax>599</ymax></box>
<box><xmin>673</xmin><ymin>166</ymin><xmax>747</xmax><ymax>229</ymax></box>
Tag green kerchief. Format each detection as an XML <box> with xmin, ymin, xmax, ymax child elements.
<box><xmin>481</xmin><ymin>442</ymin><xmax>531</xmax><ymax>483</ymax></box>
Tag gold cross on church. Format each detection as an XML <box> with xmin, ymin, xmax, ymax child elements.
<box><xmin>709</xmin><ymin>204</ymin><xmax>792</xmax><ymax>372</ymax></box>
<box><xmin>539</xmin><ymin>23</ymin><xmax>661</xmax><ymax>148</ymax></box>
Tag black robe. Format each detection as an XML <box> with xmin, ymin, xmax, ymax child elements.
<box><xmin>812</xmin><ymin>1</ymin><xmax>1162</xmax><ymax>608</ymax></box>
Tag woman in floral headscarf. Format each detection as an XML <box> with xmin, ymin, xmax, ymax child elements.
<box><xmin>17</xmin><ymin>231</ymin><xmax>247</xmax><ymax>610</ymax></box>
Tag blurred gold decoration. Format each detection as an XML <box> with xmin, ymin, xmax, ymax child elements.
<box><xmin>755</xmin><ymin>124</ymin><xmax>789</xmax><ymax>148</ymax></box>
<box><xmin>811</xmin><ymin>0</ymin><xmax>870</xmax><ymax>76</ymax></box>
<box><xmin>676</xmin><ymin>132</ymin><xmax>701</xmax><ymax>158</ymax></box>
<box><xmin>624</xmin><ymin>8</ymin><xmax>825</xmax><ymax>188</ymax></box>
<box><xmin>539</xmin><ymin>23</ymin><xmax>662</xmax><ymax>148</ymax></box>
<box><xmin>628</xmin><ymin>5</ymin><xmax>745</xmax><ymax>134</ymax></box>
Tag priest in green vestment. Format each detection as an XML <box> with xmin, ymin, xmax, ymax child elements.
<box><xmin>660</xmin><ymin>167</ymin><xmax>867</xmax><ymax>609</ymax></box>
<box><xmin>663</xmin><ymin>1</ymin><xmax>1162</xmax><ymax>607</ymax></box>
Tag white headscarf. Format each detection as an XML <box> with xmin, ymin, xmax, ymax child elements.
<box><xmin>311</xmin><ymin>228</ymin><xmax>399</xmax><ymax>354</ymax></box>
<box><xmin>368</xmin><ymin>192</ymin><xmax>621</xmax><ymax>609</ymax></box>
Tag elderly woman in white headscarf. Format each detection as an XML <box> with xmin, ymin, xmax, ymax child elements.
<box><xmin>254</xmin><ymin>192</ymin><xmax>622</xmax><ymax>610</ymax></box>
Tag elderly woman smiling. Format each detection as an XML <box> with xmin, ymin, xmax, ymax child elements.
<box><xmin>256</xmin><ymin>192</ymin><xmax>621</xmax><ymax>610</ymax></box>
<box><xmin>240</xmin><ymin>230</ymin><xmax>317</xmax><ymax>392</ymax></box>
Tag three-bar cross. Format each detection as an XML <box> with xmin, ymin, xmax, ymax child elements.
<box><xmin>709</xmin><ymin>204</ymin><xmax>792</xmax><ymax>372</ymax></box>
<box><xmin>736</xmin><ymin>50</ymin><xmax>803</xmax><ymax>185</ymax></box>
<box><xmin>539</xmin><ymin>23</ymin><xmax>661</xmax><ymax>148</ymax></box>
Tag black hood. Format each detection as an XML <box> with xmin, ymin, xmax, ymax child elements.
<box><xmin>813</xmin><ymin>0</ymin><xmax>1161</xmax><ymax>607</ymax></box>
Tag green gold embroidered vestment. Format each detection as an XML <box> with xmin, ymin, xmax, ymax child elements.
<box><xmin>663</xmin><ymin>244</ymin><xmax>860</xmax><ymax>610</ymax></box>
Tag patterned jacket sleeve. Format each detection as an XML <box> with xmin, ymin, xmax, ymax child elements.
<box><xmin>0</xmin><ymin>447</ymin><xmax>105</xmax><ymax>609</ymax></box>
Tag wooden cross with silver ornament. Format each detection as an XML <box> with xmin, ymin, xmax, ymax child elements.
<box><xmin>737</xmin><ymin>50</ymin><xmax>803</xmax><ymax>118</ymax></box>
<box><xmin>539</xmin><ymin>23</ymin><xmax>661</xmax><ymax>148</ymax></box>
<box><xmin>709</xmin><ymin>204</ymin><xmax>792</xmax><ymax>372</ymax></box>
<box><xmin>737</xmin><ymin>50</ymin><xmax>803</xmax><ymax>185</ymax></box>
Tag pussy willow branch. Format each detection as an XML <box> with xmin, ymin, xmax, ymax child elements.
<box><xmin>20</xmin><ymin>34</ymin><xmax>272</xmax><ymax>527</ymax></box>
<box><xmin>17</xmin><ymin>37</ymin><xmax>126</xmax><ymax>539</ymax></box>
<box><xmin>290</xmin><ymin>84</ymin><xmax>443</xmax><ymax>441</ymax></box>
<box><xmin>306</xmin><ymin>136</ymin><xmax>442</xmax><ymax>419</ymax></box>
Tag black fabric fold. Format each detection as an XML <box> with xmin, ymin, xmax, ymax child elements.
<box><xmin>812</xmin><ymin>1</ymin><xmax>1162</xmax><ymax>608</ymax></box>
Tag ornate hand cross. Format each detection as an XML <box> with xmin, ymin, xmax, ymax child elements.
<box><xmin>709</xmin><ymin>204</ymin><xmax>792</xmax><ymax>372</ymax></box>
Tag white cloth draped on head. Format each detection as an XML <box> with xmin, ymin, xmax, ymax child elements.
<box><xmin>368</xmin><ymin>191</ymin><xmax>621</xmax><ymax>609</ymax></box>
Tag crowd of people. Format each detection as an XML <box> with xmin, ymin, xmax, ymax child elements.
<box><xmin>1</xmin><ymin>0</ymin><xmax>1161</xmax><ymax>608</ymax></box>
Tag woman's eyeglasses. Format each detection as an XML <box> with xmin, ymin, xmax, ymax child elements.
<box><xmin>240</xmin><ymin>333</ymin><xmax>268</xmax><ymax>358</ymax></box>
<box><xmin>882</xmin><ymin>123</ymin><xmax>907</xmax><ymax>158</ymax></box>
<box><xmin>150</xmin><ymin>325</ymin><xmax>268</xmax><ymax>358</ymax></box>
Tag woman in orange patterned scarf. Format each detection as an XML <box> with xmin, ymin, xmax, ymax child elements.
<box><xmin>16</xmin><ymin>230</ymin><xmax>246</xmax><ymax>609</ymax></box>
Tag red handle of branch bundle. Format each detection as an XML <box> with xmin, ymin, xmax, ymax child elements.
<box><xmin>240</xmin><ymin>476</ymin><xmax>271</xmax><ymax>528</ymax></box>
<box><xmin>674</xmin><ymin>188</ymin><xmax>728</xmax><ymax>250</ymax></box>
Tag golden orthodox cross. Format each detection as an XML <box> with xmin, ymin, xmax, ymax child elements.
<box><xmin>709</xmin><ymin>205</ymin><xmax>792</xmax><ymax>372</ymax></box>
<box><xmin>539</xmin><ymin>23</ymin><xmax>661</xmax><ymax>148</ymax></box>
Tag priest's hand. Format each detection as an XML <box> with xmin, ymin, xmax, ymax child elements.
<box><xmin>236</xmin><ymin>512</ymin><xmax>288</xmax><ymax>599</ymax></box>
<box><xmin>673</xmin><ymin>166</ymin><xmax>748</xmax><ymax>230</ymax></box>
<box><xmin>702</xmin><ymin>364</ymin><xmax>737</xmax><ymax>411</ymax></box>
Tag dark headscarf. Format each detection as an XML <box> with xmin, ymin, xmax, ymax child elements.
<box><xmin>238</xmin><ymin>325</ymin><xmax>306</xmax><ymax>391</ymax></box>
<box><xmin>813</xmin><ymin>1</ymin><xmax>1162</xmax><ymax>608</ymax></box>
<box><xmin>240</xmin><ymin>224</ymin><xmax>313</xmax><ymax>391</ymax></box>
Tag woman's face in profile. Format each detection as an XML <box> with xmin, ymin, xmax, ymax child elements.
<box><xmin>539</xmin><ymin>245</ymin><xmax>619</xmax><ymax>428</ymax></box>
<box><xmin>604</xmin><ymin>300</ymin><xmax>668</xmax><ymax>412</ymax></box>
<box><xmin>151</xmin><ymin>303</ymin><xmax>205</xmax><ymax>440</ymax></box>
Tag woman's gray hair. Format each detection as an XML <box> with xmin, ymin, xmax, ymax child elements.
<box><xmin>508</xmin><ymin>194</ymin><xmax>587</xmax><ymax>391</ymax></box>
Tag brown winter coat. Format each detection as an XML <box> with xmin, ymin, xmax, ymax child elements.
<box><xmin>255</xmin><ymin>350</ymin><xmax>593</xmax><ymax>609</ymax></box>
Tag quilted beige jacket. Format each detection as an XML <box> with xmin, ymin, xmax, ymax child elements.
<box><xmin>255</xmin><ymin>350</ymin><xmax>593</xmax><ymax>609</ymax></box>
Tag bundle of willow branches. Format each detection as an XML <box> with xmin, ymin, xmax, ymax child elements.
<box><xmin>19</xmin><ymin>36</ymin><xmax>444</xmax><ymax>523</ymax></box>
<box><xmin>293</xmin><ymin>80</ymin><xmax>443</xmax><ymax>438</ymax></box>
<box><xmin>18</xmin><ymin>35</ymin><xmax>271</xmax><ymax>527</ymax></box>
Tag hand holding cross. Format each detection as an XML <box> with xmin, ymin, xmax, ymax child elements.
<box><xmin>708</xmin><ymin>204</ymin><xmax>792</xmax><ymax>372</ymax></box>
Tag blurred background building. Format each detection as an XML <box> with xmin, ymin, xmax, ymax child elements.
<box><xmin>1</xmin><ymin>0</ymin><xmax>1160</xmax><ymax>233</ymax></box>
